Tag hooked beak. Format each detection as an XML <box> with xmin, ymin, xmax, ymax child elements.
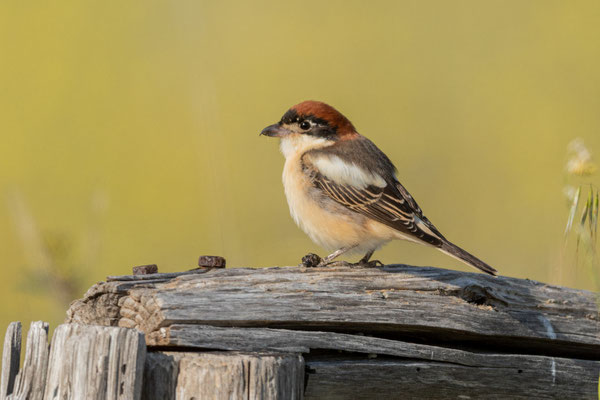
<box><xmin>260</xmin><ymin>124</ymin><xmax>291</xmax><ymax>138</ymax></box>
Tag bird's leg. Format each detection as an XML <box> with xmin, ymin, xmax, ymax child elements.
<box><xmin>355</xmin><ymin>250</ymin><xmax>384</xmax><ymax>268</ymax></box>
<box><xmin>359</xmin><ymin>250</ymin><xmax>374</xmax><ymax>263</ymax></box>
<box><xmin>316</xmin><ymin>245</ymin><xmax>358</xmax><ymax>267</ymax></box>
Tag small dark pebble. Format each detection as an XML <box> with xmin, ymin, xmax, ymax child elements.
<box><xmin>132</xmin><ymin>264</ymin><xmax>158</xmax><ymax>275</ymax></box>
<box><xmin>198</xmin><ymin>255</ymin><xmax>226</xmax><ymax>268</ymax></box>
<box><xmin>301</xmin><ymin>253</ymin><xmax>322</xmax><ymax>268</ymax></box>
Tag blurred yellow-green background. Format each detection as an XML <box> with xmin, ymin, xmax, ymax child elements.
<box><xmin>1</xmin><ymin>1</ymin><xmax>599</xmax><ymax>334</ymax></box>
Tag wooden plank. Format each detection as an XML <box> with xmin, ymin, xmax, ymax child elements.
<box><xmin>43</xmin><ymin>324</ymin><xmax>146</xmax><ymax>400</ymax></box>
<box><xmin>107</xmin><ymin>270</ymin><xmax>211</xmax><ymax>282</ymax></box>
<box><xmin>150</xmin><ymin>324</ymin><xmax>600</xmax><ymax>398</ymax></box>
<box><xmin>7</xmin><ymin>321</ymin><xmax>49</xmax><ymax>400</ymax></box>
<box><xmin>0</xmin><ymin>322</ymin><xmax>21</xmax><ymax>399</ymax></box>
<box><xmin>153</xmin><ymin>324</ymin><xmax>600</xmax><ymax>368</ymax></box>
<box><xmin>303</xmin><ymin>358</ymin><xmax>598</xmax><ymax>400</ymax></box>
<box><xmin>142</xmin><ymin>351</ymin><xmax>304</xmax><ymax>400</ymax></box>
<box><xmin>67</xmin><ymin>265</ymin><xmax>600</xmax><ymax>358</ymax></box>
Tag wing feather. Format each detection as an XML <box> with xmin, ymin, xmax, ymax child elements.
<box><xmin>302</xmin><ymin>153</ymin><xmax>445</xmax><ymax>247</ymax></box>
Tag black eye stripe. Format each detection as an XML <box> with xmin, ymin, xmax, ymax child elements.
<box><xmin>278</xmin><ymin>109</ymin><xmax>337</xmax><ymax>140</ymax></box>
<box><xmin>279</xmin><ymin>110</ymin><xmax>330</xmax><ymax>128</ymax></box>
<box><xmin>307</xmin><ymin>125</ymin><xmax>337</xmax><ymax>140</ymax></box>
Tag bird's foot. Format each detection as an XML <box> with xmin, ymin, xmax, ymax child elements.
<box><xmin>300</xmin><ymin>253</ymin><xmax>356</xmax><ymax>268</ymax></box>
<box><xmin>322</xmin><ymin>260</ymin><xmax>353</xmax><ymax>267</ymax></box>
<box><xmin>356</xmin><ymin>259</ymin><xmax>385</xmax><ymax>268</ymax></box>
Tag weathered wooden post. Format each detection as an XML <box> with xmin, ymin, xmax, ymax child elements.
<box><xmin>1</xmin><ymin>322</ymin><xmax>145</xmax><ymax>400</ymax></box>
<box><xmin>2</xmin><ymin>264</ymin><xmax>599</xmax><ymax>398</ymax></box>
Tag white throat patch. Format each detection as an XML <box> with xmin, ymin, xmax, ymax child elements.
<box><xmin>279</xmin><ymin>134</ymin><xmax>332</xmax><ymax>159</ymax></box>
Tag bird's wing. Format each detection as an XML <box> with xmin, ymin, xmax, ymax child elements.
<box><xmin>302</xmin><ymin>151</ymin><xmax>446</xmax><ymax>247</ymax></box>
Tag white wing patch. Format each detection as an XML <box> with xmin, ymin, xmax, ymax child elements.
<box><xmin>312</xmin><ymin>154</ymin><xmax>387</xmax><ymax>189</ymax></box>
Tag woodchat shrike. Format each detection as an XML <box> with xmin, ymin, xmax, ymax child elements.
<box><xmin>261</xmin><ymin>100</ymin><xmax>497</xmax><ymax>275</ymax></box>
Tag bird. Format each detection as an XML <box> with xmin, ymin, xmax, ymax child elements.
<box><xmin>260</xmin><ymin>100</ymin><xmax>498</xmax><ymax>275</ymax></box>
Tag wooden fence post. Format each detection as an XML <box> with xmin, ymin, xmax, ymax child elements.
<box><xmin>43</xmin><ymin>324</ymin><xmax>146</xmax><ymax>400</ymax></box>
<box><xmin>0</xmin><ymin>322</ymin><xmax>21</xmax><ymax>399</ymax></box>
<box><xmin>0</xmin><ymin>323</ymin><xmax>146</xmax><ymax>400</ymax></box>
<box><xmin>7</xmin><ymin>321</ymin><xmax>49</xmax><ymax>400</ymax></box>
<box><xmin>143</xmin><ymin>352</ymin><xmax>304</xmax><ymax>399</ymax></box>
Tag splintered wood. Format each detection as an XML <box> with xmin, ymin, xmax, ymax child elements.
<box><xmin>7</xmin><ymin>321</ymin><xmax>49</xmax><ymax>400</ymax></box>
<box><xmin>0</xmin><ymin>322</ymin><xmax>21</xmax><ymax>399</ymax></box>
<box><xmin>0</xmin><ymin>323</ymin><xmax>146</xmax><ymax>400</ymax></box>
<box><xmin>44</xmin><ymin>324</ymin><xmax>146</xmax><ymax>400</ymax></box>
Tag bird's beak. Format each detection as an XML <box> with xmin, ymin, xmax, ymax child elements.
<box><xmin>260</xmin><ymin>124</ymin><xmax>290</xmax><ymax>138</ymax></box>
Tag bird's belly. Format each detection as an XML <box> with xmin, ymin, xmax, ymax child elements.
<box><xmin>282</xmin><ymin>159</ymin><xmax>393</xmax><ymax>252</ymax></box>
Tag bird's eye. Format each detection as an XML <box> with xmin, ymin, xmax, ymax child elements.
<box><xmin>299</xmin><ymin>121</ymin><xmax>311</xmax><ymax>130</ymax></box>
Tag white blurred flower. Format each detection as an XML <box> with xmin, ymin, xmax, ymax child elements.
<box><xmin>566</xmin><ymin>138</ymin><xmax>596</xmax><ymax>176</ymax></box>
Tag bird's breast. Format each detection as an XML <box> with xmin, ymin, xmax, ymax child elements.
<box><xmin>281</xmin><ymin>154</ymin><xmax>393</xmax><ymax>252</ymax></box>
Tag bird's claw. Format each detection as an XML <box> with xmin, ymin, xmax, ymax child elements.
<box><xmin>300</xmin><ymin>253</ymin><xmax>356</xmax><ymax>268</ymax></box>
<box><xmin>356</xmin><ymin>259</ymin><xmax>385</xmax><ymax>268</ymax></box>
<box><xmin>321</xmin><ymin>260</ymin><xmax>353</xmax><ymax>267</ymax></box>
<box><xmin>300</xmin><ymin>253</ymin><xmax>384</xmax><ymax>269</ymax></box>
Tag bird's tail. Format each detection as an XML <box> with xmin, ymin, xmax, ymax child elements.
<box><xmin>438</xmin><ymin>241</ymin><xmax>497</xmax><ymax>276</ymax></box>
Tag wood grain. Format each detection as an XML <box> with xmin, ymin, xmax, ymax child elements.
<box><xmin>43</xmin><ymin>323</ymin><xmax>146</xmax><ymax>400</ymax></box>
<box><xmin>64</xmin><ymin>265</ymin><xmax>600</xmax><ymax>398</ymax></box>
<box><xmin>7</xmin><ymin>322</ymin><xmax>49</xmax><ymax>400</ymax></box>
<box><xmin>68</xmin><ymin>265</ymin><xmax>599</xmax><ymax>357</ymax></box>
<box><xmin>160</xmin><ymin>324</ymin><xmax>597</xmax><ymax>368</ymax></box>
<box><xmin>303</xmin><ymin>358</ymin><xmax>596</xmax><ymax>400</ymax></box>
<box><xmin>159</xmin><ymin>324</ymin><xmax>600</xmax><ymax>398</ymax></box>
<box><xmin>143</xmin><ymin>351</ymin><xmax>304</xmax><ymax>400</ymax></box>
<box><xmin>0</xmin><ymin>322</ymin><xmax>21</xmax><ymax>400</ymax></box>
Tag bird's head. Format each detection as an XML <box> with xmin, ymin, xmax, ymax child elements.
<box><xmin>261</xmin><ymin>101</ymin><xmax>357</xmax><ymax>156</ymax></box>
